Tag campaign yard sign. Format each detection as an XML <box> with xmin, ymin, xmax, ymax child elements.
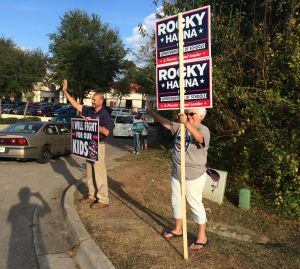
<box><xmin>156</xmin><ymin>6</ymin><xmax>211</xmax><ymax>65</ymax></box>
<box><xmin>156</xmin><ymin>58</ymin><xmax>212</xmax><ymax>109</ymax></box>
<box><xmin>71</xmin><ymin>118</ymin><xmax>99</xmax><ymax>161</ymax></box>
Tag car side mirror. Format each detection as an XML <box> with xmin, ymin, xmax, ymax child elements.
<box><xmin>48</xmin><ymin>119</ymin><xmax>51</xmax><ymax>122</ymax></box>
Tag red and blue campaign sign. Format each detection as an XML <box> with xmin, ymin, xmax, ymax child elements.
<box><xmin>71</xmin><ymin>118</ymin><xmax>99</xmax><ymax>161</ymax></box>
<box><xmin>156</xmin><ymin>58</ymin><xmax>212</xmax><ymax>110</ymax></box>
<box><xmin>156</xmin><ymin>6</ymin><xmax>211</xmax><ymax>65</ymax></box>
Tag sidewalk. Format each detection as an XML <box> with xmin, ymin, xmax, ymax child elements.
<box><xmin>33</xmin><ymin>180</ymin><xmax>84</xmax><ymax>268</ymax></box>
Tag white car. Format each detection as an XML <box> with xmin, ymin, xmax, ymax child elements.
<box><xmin>111</xmin><ymin>108</ymin><xmax>131</xmax><ymax>117</ymax></box>
<box><xmin>111</xmin><ymin>108</ymin><xmax>122</xmax><ymax>117</ymax></box>
<box><xmin>113</xmin><ymin>115</ymin><xmax>135</xmax><ymax>137</ymax></box>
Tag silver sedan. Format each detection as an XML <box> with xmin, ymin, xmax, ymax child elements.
<box><xmin>0</xmin><ymin>122</ymin><xmax>71</xmax><ymax>163</ymax></box>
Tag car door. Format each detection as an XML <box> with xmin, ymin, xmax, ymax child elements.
<box><xmin>43</xmin><ymin>124</ymin><xmax>64</xmax><ymax>155</ymax></box>
<box><xmin>56</xmin><ymin>124</ymin><xmax>71</xmax><ymax>154</ymax></box>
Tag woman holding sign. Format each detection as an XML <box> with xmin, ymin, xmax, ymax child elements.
<box><xmin>62</xmin><ymin>80</ymin><xmax>114</xmax><ymax>209</ymax></box>
<box><xmin>147</xmin><ymin>105</ymin><xmax>209</xmax><ymax>250</ymax></box>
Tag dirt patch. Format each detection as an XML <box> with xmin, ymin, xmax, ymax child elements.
<box><xmin>76</xmin><ymin>149</ymin><xmax>300</xmax><ymax>269</ymax></box>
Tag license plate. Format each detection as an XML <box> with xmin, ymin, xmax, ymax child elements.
<box><xmin>0</xmin><ymin>147</ymin><xmax>5</xmax><ymax>153</ymax></box>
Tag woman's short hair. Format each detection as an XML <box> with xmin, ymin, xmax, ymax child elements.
<box><xmin>197</xmin><ymin>108</ymin><xmax>206</xmax><ymax>119</ymax></box>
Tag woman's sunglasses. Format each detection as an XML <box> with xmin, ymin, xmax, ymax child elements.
<box><xmin>185</xmin><ymin>112</ymin><xmax>197</xmax><ymax>117</ymax></box>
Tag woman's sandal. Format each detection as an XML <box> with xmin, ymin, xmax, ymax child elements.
<box><xmin>190</xmin><ymin>240</ymin><xmax>209</xmax><ymax>250</ymax></box>
<box><xmin>162</xmin><ymin>227</ymin><xmax>183</xmax><ymax>238</ymax></box>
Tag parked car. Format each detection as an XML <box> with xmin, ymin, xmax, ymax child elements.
<box><xmin>1</xmin><ymin>99</ymin><xmax>11</xmax><ymax>104</ymax></box>
<box><xmin>46</xmin><ymin>106</ymin><xmax>77</xmax><ymax>117</ymax></box>
<box><xmin>111</xmin><ymin>108</ymin><xmax>122</xmax><ymax>117</ymax></box>
<box><xmin>111</xmin><ymin>108</ymin><xmax>132</xmax><ymax>117</ymax></box>
<box><xmin>12</xmin><ymin>105</ymin><xmax>27</xmax><ymax>115</ymax></box>
<box><xmin>50</xmin><ymin>114</ymin><xmax>83</xmax><ymax>128</ymax></box>
<box><xmin>113</xmin><ymin>115</ymin><xmax>135</xmax><ymax>137</ymax></box>
<box><xmin>29</xmin><ymin>104</ymin><xmax>58</xmax><ymax>116</ymax></box>
<box><xmin>0</xmin><ymin>122</ymin><xmax>71</xmax><ymax>163</ymax></box>
<box><xmin>2</xmin><ymin>104</ymin><xmax>19</xmax><ymax>114</ymax></box>
<box><xmin>0</xmin><ymin>104</ymin><xmax>10</xmax><ymax>111</ymax></box>
<box><xmin>13</xmin><ymin>104</ymin><xmax>37</xmax><ymax>115</ymax></box>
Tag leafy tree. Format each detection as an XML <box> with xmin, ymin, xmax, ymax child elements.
<box><xmin>49</xmin><ymin>9</ymin><xmax>126</xmax><ymax>102</ymax></box>
<box><xmin>112</xmin><ymin>60</ymin><xmax>138</xmax><ymax>107</ymax></box>
<box><xmin>0</xmin><ymin>37</ymin><xmax>47</xmax><ymax>117</ymax></box>
<box><xmin>130</xmin><ymin>27</ymin><xmax>156</xmax><ymax>95</ymax></box>
<box><xmin>152</xmin><ymin>0</ymin><xmax>300</xmax><ymax>217</ymax></box>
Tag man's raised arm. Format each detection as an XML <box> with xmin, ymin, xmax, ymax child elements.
<box><xmin>61</xmin><ymin>79</ymin><xmax>83</xmax><ymax>112</ymax></box>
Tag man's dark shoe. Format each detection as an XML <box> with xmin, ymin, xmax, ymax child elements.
<box><xmin>90</xmin><ymin>201</ymin><xmax>109</xmax><ymax>209</ymax></box>
<box><xmin>79</xmin><ymin>197</ymin><xmax>94</xmax><ymax>204</ymax></box>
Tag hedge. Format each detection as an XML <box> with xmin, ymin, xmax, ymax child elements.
<box><xmin>0</xmin><ymin>117</ymin><xmax>41</xmax><ymax>125</ymax></box>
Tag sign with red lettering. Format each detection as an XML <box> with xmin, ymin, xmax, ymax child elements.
<box><xmin>156</xmin><ymin>58</ymin><xmax>212</xmax><ymax>109</ymax></box>
<box><xmin>156</xmin><ymin>6</ymin><xmax>211</xmax><ymax>65</ymax></box>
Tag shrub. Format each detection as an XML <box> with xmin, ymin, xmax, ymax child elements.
<box><xmin>154</xmin><ymin>0</ymin><xmax>300</xmax><ymax>218</ymax></box>
<box><xmin>0</xmin><ymin>117</ymin><xmax>41</xmax><ymax>125</ymax></box>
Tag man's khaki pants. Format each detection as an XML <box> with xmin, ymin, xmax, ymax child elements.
<box><xmin>86</xmin><ymin>144</ymin><xmax>109</xmax><ymax>204</ymax></box>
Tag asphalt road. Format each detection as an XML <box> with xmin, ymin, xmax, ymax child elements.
<box><xmin>0</xmin><ymin>134</ymin><xmax>134</xmax><ymax>269</ymax></box>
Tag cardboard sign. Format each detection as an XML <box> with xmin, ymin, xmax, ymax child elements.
<box><xmin>156</xmin><ymin>58</ymin><xmax>212</xmax><ymax>109</ymax></box>
<box><xmin>156</xmin><ymin>6</ymin><xmax>211</xmax><ymax>65</ymax></box>
<box><xmin>71</xmin><ymin>118</ymin><xmax>99</xmax><ymax>161</ymax></box>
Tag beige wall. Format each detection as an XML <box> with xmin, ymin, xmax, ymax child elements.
<box><xmin>104</xmin><ymin>92</ymin><xmax>154</xmax><ymax>109</ymax></box>
<box><xmin>20</xmin><ymin>85</ymin><xmax>154</xmax><ymax>109</ymax></box>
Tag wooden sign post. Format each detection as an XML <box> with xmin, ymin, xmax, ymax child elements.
<box><xmin>178</xmin><ymin>12</ymin><xmax>188</xmax><ymax>260</ymax></box>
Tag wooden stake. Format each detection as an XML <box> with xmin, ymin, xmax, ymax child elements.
<box><xmin>178</xmin><ymin>12</ymin><xmax>188</xmax><ymax>260</ymax></box>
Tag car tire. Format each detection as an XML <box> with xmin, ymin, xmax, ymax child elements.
<box><xmin>36</xmin><ymin>145</ymin><xmax>51</xmax><ymax>164</ymax></box>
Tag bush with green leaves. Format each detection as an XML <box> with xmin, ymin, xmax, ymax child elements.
<box><xmin>150</xmin><ymin>0</ymin><xmax>300</xmax><ymax>218</ymax></box>
<box><xmin>0</xmin><ymin>117</ymin><xmax>41</xmax><ymax>125</ymax></box>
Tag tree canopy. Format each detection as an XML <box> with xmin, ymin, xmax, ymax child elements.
<box><xmin>49</xmin><ymin>9</ymin><xmax>127</xmax><ymax>101</ymax></box>
<box><xmin>0</xmin><ymin>37</ymin><xmax>47</xmax><ymax>104</ymax></box>
<box><xmin>151</xmin><ymin>0</ymin><xmax>300</xmax><ymax>217</ymax></box>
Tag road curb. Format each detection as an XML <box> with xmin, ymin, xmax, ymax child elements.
<box><xmin>62</xmin><ymin>178</ymin><xmax>115</xmax><ymax>269</ymax></box>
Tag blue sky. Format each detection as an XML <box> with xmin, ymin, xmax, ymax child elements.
<box><xmin>0</xmin><ymin>0</ymin><xmax>157</xmax><ymax>53</ymax></box>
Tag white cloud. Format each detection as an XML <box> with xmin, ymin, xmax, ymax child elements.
<box><xmin>17</xmin><ymin>45</ymin><xmax>31</xmax><ymax>52</ymax></box>
<box><xmin>125</xmin><ymin>6</ymin><xmax>163</xmax><ymax>50</ymax></box>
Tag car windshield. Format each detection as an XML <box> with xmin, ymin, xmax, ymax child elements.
<box><xmin>2</xmin><ymin>123</ymin><xmax>43</xmax><ymax>133</ymax></box>
<box><xmin>115</xmin><ymin>116</ymin><xmax>134</xmax><ymax>124</ymax></box>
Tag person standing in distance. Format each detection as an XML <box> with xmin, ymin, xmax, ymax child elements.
<box><xmin>61</xmin><ymin>79</ymin><xmax>114</xmax><ymax>209</ymax></box>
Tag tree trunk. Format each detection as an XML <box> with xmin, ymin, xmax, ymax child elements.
<box><xmin>23</xmin><ymin>101</ymin><xmax>29</xmax><ymax>118</ymax></box>
<box><xmin>118</xmin><ymin>95</ymin><xmax>123</xmax><ymax>108</ymax></box>
<box><xmin>0</xmin><ymin>98</ymin><xmax>2</xmax><ymax>119</ymax></box>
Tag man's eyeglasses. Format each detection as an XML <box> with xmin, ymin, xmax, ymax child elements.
<box><xmin>185</xmin><ymin>112</ymin><xmax>196</xmax><ymax>117</ymax></box>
